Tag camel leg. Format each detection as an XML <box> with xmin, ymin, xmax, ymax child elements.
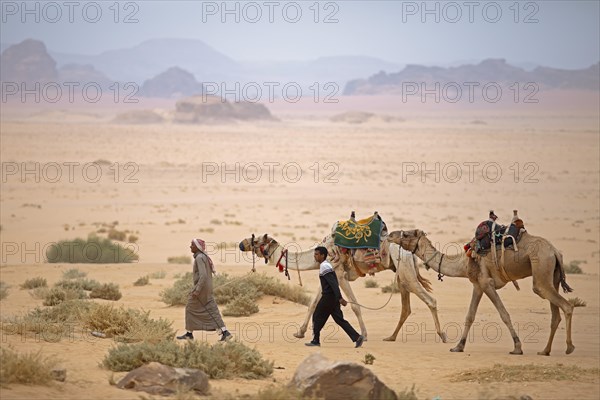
<box><xmin>411</xmin><ymin>284</ymin><xmax>447</xmax><ymax>343</ymax></box>
<box><xmin>383</xmin><ymin>283</ymin><xmax>411</xmax><ymax>342</ymax></box>
<box><xmin>450</xmin><ymin>285</ymin><xmax>483</xmax><ymax>352</ymax></box>
<box><xmin>339</xmin><ymin>275</ymin><xmax>367</xmax><ymax>340</ymax></box>
<box><xmin>294</xmin><ymin>290</ymin><xmax>321</xmax><ymax>339</ymax></box>
<box><xmin>480</xmin><ymin>282</ymin><xmax>523</xmax><ymax>355</ymax></box>
<box><xmin>533</xmin><ymin>264</ymin><xmax>575</xmax><ymax>355</ymax></box>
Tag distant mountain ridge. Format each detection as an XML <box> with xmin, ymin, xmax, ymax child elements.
<box><xmin>344</xmin><ymin>59</ymin><xmax>600</xmax><ymax>95</ymax></box>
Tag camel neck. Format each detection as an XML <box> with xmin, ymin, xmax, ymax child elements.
<box><xmin>418</xmin><ymin>238</ymin><xmax>468</xmax><ymax>278</ymax></box>
<box><xmin>268</xmin><ymin>244</ymin><xmax>320</xmax><ymax>271</ymax></box>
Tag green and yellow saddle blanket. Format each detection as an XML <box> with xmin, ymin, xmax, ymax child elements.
<box><xmin>334</xmin><ymin>215</ymin><xmax>383</xmax><ymax>249</ymax></box>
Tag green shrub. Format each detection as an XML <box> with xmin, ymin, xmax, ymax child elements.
<box><xmin>381</xmin><ymin>281</ymin><xmax>401</xmax><ymax>293</ymax></box>
<box><xmin>43</xmin><ymin>287</ymin><xmax>87</xmax><ymax>306</ymax></box>
<box><xmin>0</xmin><ymin>348</ymin><xmax>58</xmax><ymax>385</ymax></box>
<box><xmin>46</xmin><ymin>236</ymin><xmax>138</xmax><ymax>263</ymax></box>
<box><xmin>134</xmin><ymin>276</ymin><xmax>150</xmax><ymax>286</ymax></box>
<box><xmin>55</xmin><ymin>278</ymin><xmax>101</xmax><ymax>291</ymax></box>
<box><xmin>62</xmin><ymin>268</ymin><xmax>87</xmax><ymax>279</ymax></box>
<box><xmin>564</xmin><ymin>260</ymin><xmax>584</xmax><ymax>274</ymax></box>
<box><xmin>167</xmin><ymin>256</ymin><xmax>191</xmax><ymax>264</ymax></box>
<box><xmin>149</xmin><ymin>270</ymin><xmax>166</xmax><ymax>279</ymax></box>
<box><xmin>363</xmin><ymin>353</ymin><xmax>376</xmax><ymax>365</ymax></box>
<box><xmin>102</xmin><ymin>340</ymin><xmax>273</xmax><ymax>379</ymax></box>
<box><xmin>107</xmin><ymin>229</ymin><xmax>127</xmax><ymax>241</ymax></box>
<box><xmin>20</xmin><ymin>277</ymin><xmax>47</xmax><ymax>289</ymax></box>
<box><xmin>90</xmin><ymin>283</ymin><xmax>122</xmax><ymax>301</ymax></box>
<box><xmin>364</xmin><ymin>279</ymin><xmax>378</xmax><ymax>288</ymax></box>
<box><xmin>223</xmin><ymin>293</ymin><xmax>260</xmax><ymax>317</ymax></box>
<box><xmin>0</xmin><ymin>282</ymin><xmax>9</xmax><ymax>300</ymax></box>
<box><xmin>160</xmin><ymin>272</ymin><xmax>194</xmax><ymax>306</ymax></box>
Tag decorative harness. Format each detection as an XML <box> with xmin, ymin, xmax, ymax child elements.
<box><xmin>411</xmin><ymin>232</ymin><xmax>445</xmax><ymax>282</ymax></box>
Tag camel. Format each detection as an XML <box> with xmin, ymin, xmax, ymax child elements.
<box><xmin>238</xmin><ymin>233</ymin><xmax>447</xmax><ymax>343</ymax></box>
<box><xmin>387</xmin><ymin>229</ymin><xmax>574</xmax><ymax>355</ymax></box>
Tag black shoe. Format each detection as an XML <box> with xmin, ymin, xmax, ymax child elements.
<box><xmin>355</xmin><ymin>335</ymin><xmax>364</xmax><ymax>348</ymax></box>
<box><xmin>177</xmin><ymin>332</ymin><xmax>193</xmax><ymax>340</ymax></box>
<box><xmin>220</xmin><ymin>330</ymin><xmax>232</xmax><ymax>342</ymax></box>
<box><xmin>305</xmin><ymin>341</ymin><xmax>320</xmax><ymax>347</ymax></box>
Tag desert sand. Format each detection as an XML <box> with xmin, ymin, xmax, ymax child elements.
<box><xmin>0</xmin><ymin>96</ymin><xmax>599</xmax><ymax>399</ymax></box>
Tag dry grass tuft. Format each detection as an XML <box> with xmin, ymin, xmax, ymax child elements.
<box><xmin>102</xmin><ymin>340</ymin><xmax>273</xmax><ymax>379</ymax></box>
<box><xmin>90</xmin><ymin>283</ymin><xmax>122</xmax><ymax>301</ymax></box>
<box><xmin>20</xmin><ymin>277</ymin><xmax>48</xmax><ymax>289</ymax></box>
<box><xmin>0</xmin><ymin>347</ymin><xmax>59</xmax><ymax>385</ymax></box>
<box><xmin>449</xmin><ymin>363</ymin><xmax>600</xmax><ymax>383</ymax></box>
<box><xmin>62</xmin><ymin>268</ymin><xmax>87</xmax><ymax>279</ymax></box>
<box><xmin>167</xmin><ymin>256</ymin><xmax>192</xmax><ymax>264</ymax></box>
<box><xmin>134</xmin><ymin>276</ymin><xmax>150</xmax><ymax>286</ymax></box>
<box><xmin>0</xmin><ymin>282</ymin><xmax>9</xmax><ymax>300</ymax></box>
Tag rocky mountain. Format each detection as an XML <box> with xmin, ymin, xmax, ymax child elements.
<box><xmin>140</xmin><ymin>67</ymin><xmax>204</xmax><ymax>98</ymax></box>
<box><xmin>344</xmin><ymin>59</ymin><xmax>600</xmax><ymax>95</ymax></box>
<box><xmin>57</xmin><ymin>64</ymin><xmax>114</xmax><ymax>89</ymax></box>
<box><xmin>51</xmin><ymin>38</ymin><xmax>240</xmax><ymax>83</ymax></box>
<box><xmin>0</xmin><ymin>39</ymin><xmax>58</xmax><ymax>83</ymax></box>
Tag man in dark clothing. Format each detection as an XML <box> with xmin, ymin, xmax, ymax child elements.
<box><xmin>305</xmin><ymin>246</ymin><xmax>364</xmax><ymax>348</ymax></box>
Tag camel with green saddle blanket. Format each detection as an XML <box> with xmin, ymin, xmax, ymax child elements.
<box><xmin>238</xmin><ymin>213</ymin><xmax>447</xmax><ymax>343</ymax></box>
<box><xmin>387</xmin><ymin>228</ymin><xmax>574</xmax><ymax>356</ymax></box>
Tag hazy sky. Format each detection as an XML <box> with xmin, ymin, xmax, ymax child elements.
<box><xmin>1</xmin><ymin>0</ymin><xmax>599</xmax><ymax>68</ymax></box>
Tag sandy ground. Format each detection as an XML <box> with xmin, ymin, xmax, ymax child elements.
<box><xmin>0</xmin><ymin>98</ymin><xmax>599</xmax><ymax>399</ymax></box>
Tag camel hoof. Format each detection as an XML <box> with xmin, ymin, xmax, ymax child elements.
<box><xmin>566</xmin><ymin>344</ymin><xmax>575</xmax><ymax>354</ymax></box>
<box><xmin>382</xmin><ymin>337</ymin><xmax>396</xmax><ymax>342</ymax></box>
<box><xmin>440</xmin><ymin>332</ymin><xmax>448</xmax><ymax>343</ymax></box>
<box><xmin>293</xmin><ymin>333</ymin><xmax>305</xmax><ymax>339</ymax></box>
<box><xmin>509</xmin><ymin>350</ymin><xmax>523</xmax><ymax>355</ymax></box>
<box><xmin>450</xmin><ymin>347</ymin><xmax>464</xmax><ymax>352</ymax></box>
<box><xmin>537</xmin><ymin>351</ymin><xmax>550</xmax><ymax>356</ymax></box>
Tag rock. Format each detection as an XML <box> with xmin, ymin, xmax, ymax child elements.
<box><xmin>51</xmin><ymin>368</ymin><xmax>66</xmax><ymax>382</ymax></box>
<box><xmin>140</xmin><ymin>66</ymin><xmax>204</xmax><ymax>98</ymax></box>
<box><xmin>116</xmin><ymin>362</ymin><xmax>209</xmax><ymax>396</ymax></box>
<box><xmin>174</xmin><ymin>95</ymin><xmax>274</xmax><ymax>123</ymax></box>
<box><xmin>289</xmin><ymin>353</ymin><xmax>397</xmax><ymax>400</ymax></box>
<box><xmin>0</xmin><ymin>39</ymin><xmax>58</xmax><ymax>83</ymax></box>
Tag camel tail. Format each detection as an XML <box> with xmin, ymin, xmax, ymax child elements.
<box><xmin>416</xmin><ymin>266</ymin><xmax>433</xmax><ymax>293</ymax></box>
<box><xmin>554</xmin><ymin>248</ymin><xmax>574</xmax><ymax>293</ymax></box>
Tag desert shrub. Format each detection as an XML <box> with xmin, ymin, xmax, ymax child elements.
<box><xmin>134</xmin><ymin>276</ymin><xmax>150</xmax><ymax>286</ymax></box>
<box><xmin>364</xmin><ymin>279</ymin><xmax>378</xmax><ymax>288</ymax></box>
<box><xmin>0</xmin><ymin>282</ymin><xmax>9</xmax><ymax>300</ymax></box>
<box><xmin>568</xmin><ymin>297</ymin><xmax>587</xmax><ymax>307</ymax></box>
<box><xmin>363</xmin><ymin>353</ymin><xmax>376</xmax><ymax>365</ymax></box>
<box><xmin>107</xmin><ymin>229</ymin><xmax>127</xmax><ymax>241</ymax></box>
<box><xmin>127</xmin><ymin>234</ymin><xmax>138</xmax><ymax>244</ymax></box>
<box><xmin>81</xmin><ymin>304</ymin><xmax>174</xmax><ymax>343</ymax></box>
<box><xmin>149</xmin><ymin>270</ymin><xmax>166</xmax><ymax>279</ymax></box>
<box><xmin>1</xmin><ymin>300</ymin><xmax>92</xmax><ymax>339</ymax></box>
<box><xmin>55</xmin><ymin>278</ymin><xmax>101</xmax><ymax>291</ymax></box>
<box><xmin>381</xmin><ymin>281</ymin><xmax>401</xmax><ymax>293</ymax></box>
<box><xmin>223</xmin><ymin>293</ymin><xmax>260</xmax><ymax>317</ymax></box>
<box><xmin>167</xmin><ymin>256</ymin><xmax>191</xmax><ymax>264</ymax></box>
<box><xmin>0</xmin><ymin>348</ymin><xmax>58</xmax><ymax>385</ymax></box>
<box><xmin>103</xmin><ymin>340</ymin><xmax>273</xmax><ymax>379</ymax></box>
<box><xmin>46</xmin><ymin>236</ymin><xmax>138</xmax><ymax>263</ymax></box>
<box><xmin>90</xmin><ymin>283</ymin><xmax>122</xmax><ymax>301</ymax></box>
<box><xmin>30</xmin><ymin>287</ymin><xmax>50</xmax><ymax>299</ymax></box>
<box><xmin>20</xmin><ymin>277</ymin><xmax>47</xmax><ymax>289</ymax></box>
<box><xmin>564</xmin><ymin>260</ymin><xmax>584</xmax><ymax>274</ymax></box>
<box><xmin>62</xmin><ymin>268</ymin><xmax>87</xmax><ymax>279</ymax></box>
<box><xmin>43</xmin><ymin>287</ymin><xmax>87</xmax><ymax>306</ymax></box>
<box><xmin>160</xmin><ymin>272</ymin><xmax>194</xmax><ymax>306</ymax></box>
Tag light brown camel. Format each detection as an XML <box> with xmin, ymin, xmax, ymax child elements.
<box><xmin>238</xmin><ymin>233</ymin><xmax>447</xmax><ymax>342</ymax></box>
<box><xmin>387</xmin><ymin>229</ymin><xmax>574</xmax><ymax>355</ymax></box>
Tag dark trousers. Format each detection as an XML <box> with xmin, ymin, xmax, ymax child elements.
<box><xmin>312</xmin><ymin>293</ymin><xmax>360</xmax><ymax>343</ymax></box>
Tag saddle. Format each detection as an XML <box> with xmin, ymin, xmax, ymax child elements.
<box><xmin>331</xmin><ymin>211</ymin><xmax>389</xmax><ymax>276</ymax></box>
<box><xmin>473</xmin><ymin>222</ymin><xmax>522</xmax><ymax>255</ymax></box>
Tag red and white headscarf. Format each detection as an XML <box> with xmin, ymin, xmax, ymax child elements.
<box><xmin>192</xmin><ymin>238</ymin><xmax>215</xmax><ymax>273</ymax></box>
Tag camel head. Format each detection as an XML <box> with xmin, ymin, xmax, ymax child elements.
<box><xmin>387</xmin><ymin>229</ymin><xmax>427</xmax><ymax>253</ymax></box>
<box><xmin>238</xmin><ymin>233</ymin><xmax>279</xmax><ymax>264</ymax></box>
